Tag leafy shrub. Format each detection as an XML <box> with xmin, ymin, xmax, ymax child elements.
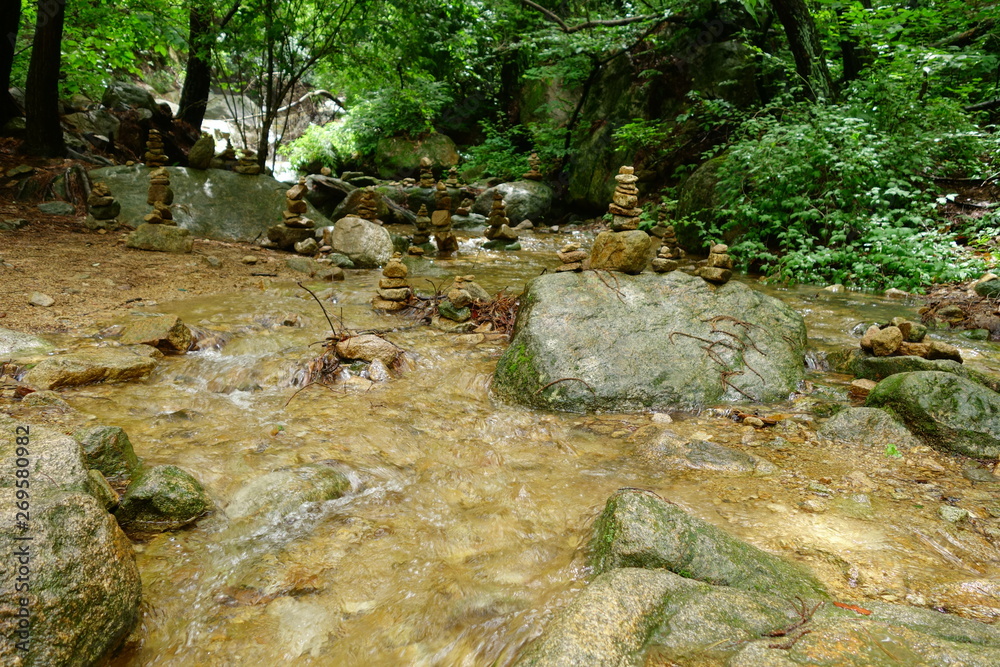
<box><xmin>463</xmin><ymin>121</ymin><xmax>531</xmax><ymax>180</ymax></box>
<box><xmin>344</xmin><ymin>79</ymin><xmax>453</xmax><ymax>154</ymax></box>
<box><xmin>279</xmin><ymin>122</ymin><xmax>353</xmax><ymax>172</ymax></box>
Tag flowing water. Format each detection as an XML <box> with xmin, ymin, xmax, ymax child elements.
<box><xmin>53</xmin><ymin>231</ymin><xmax>1000</xmax><ymax>665</ymax></box>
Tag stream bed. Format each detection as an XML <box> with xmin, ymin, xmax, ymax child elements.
<box><xmin>34</xmin><ymin>231</ymin><xmax>1000</xmax><ymax>665</ymax></box>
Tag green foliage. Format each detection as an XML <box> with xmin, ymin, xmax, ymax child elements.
<box><xmin>699</xmin><ymin>84</ymin><xmax>995</xmax><ymax>291</ymax></box>
<box><xmin>344</xmin><ymin>80</ymin><xmax>453</xmax><ymax>154</ymax></box>
<box><xmin>885</xmin><ymin>443</ymin><xmax>903</xmax><ymax>458</ymax></box>
<box><xmin>278</xmin><ymin>122</ymin><xmax>353</xmax><ymax>171</ymax></box>
<box><xmin>463</xmin><ymin>121</ymin><xmax>531</xmax><ymax>180</ymax></box>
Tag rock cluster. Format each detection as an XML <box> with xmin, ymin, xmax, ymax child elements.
<box><xmin>147</xmin><ymin>167</ymin><xmax>174</xmax><ymax>206</ymax></box>
<box><xmin>410</xmin><ymin>204</ymin><xmax>432</xmax><ymax>252</ymax></box>
<box><xmin>699</xmin><ymin>243</ymin><xmax>733</xmax><ymax>284</ymax></box>
<box><xmin>372</xmin><ymin>252</ymin><xmax>412</xmax><ymax>311</ymax></box>
<box><xmin>609</xmin><ymin>166</ymin><xmax>641</xmax><ymax>230</ymax></box>
<box><xmin>85</xmin><ymin>181</ymin><xmax>121</xmax><ymax>230</ymax></box>
<box><xmin>144</xmin><ymin>129</ymin><xmax>167</xmax><ymax>167</ymax></box>
<box><xmin>523</xmin><ymin>152</ymin><xmax>543</xmax><ymax>181</ymax></box>
<box><xmin>234</xmin><ymin>149</ymin><xmax>261</xmax><ymax>175</ymax></box>
<box><xmin>483</xmin><ymin>191</ymin><xmax>519</xmax><ymax>249</ymax></box>
<box><xmin>438</xmin><ymin>275</ymin><xmax>490</xmax><ymax>324</ymax></box>
<box><xmin>445</xmin><ymin>166</ymin><xmax>460</xmax><ymax>187</ymax></box>
<box><xmin>650</xmin><ymin>225</ymin><xmax>682</xmax><ymax>273</ymax></box>
<box><xmin>419</xmin><ymin>156</ymin><xmax>435</xmax><ymax>188</ymax></box>
<box><xmin>456</xmin><ymin>196</ymin><xmax>473</xmax><ymax>217</ymax></box>
<box><xmin>432</xmin><ymin>182</ymin><xmax>458</xmax><ymax>256</ymax></box>
<box><xmin>860</xmin><ymin>318</ymin><xmax>962</xmax><ymax>362</ymax></box>
<box><xmin>356</xmin><ymin>187</ymin><xmax>380</xmax><ymax>223</ymax></box>
<box><xmin>143</xmin><ymin>201</ymin><xmax>174</xmax><ymax>226</ymax></box>
<box><xmin>282</xmin><ymin>177</ymin><xmax>315</xmax><ymax>229</ymax></box>
<box><xmin>555</xmin><ymin>242</ymin><xmax>587</xmax><ymax>272</ymax></box>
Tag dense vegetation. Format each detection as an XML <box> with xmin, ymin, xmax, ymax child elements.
<box><xmin>4</xmin><ymin>0</ymin><xmax>999</xmax><ymax>290</ymax></box>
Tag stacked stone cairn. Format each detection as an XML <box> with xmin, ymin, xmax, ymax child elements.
<box><xmin>410</xmin><ymin>204</ymin><xmax>432</xmax><ymax>255</ymax></box>
<box><xmin>456</xmin><ymin>197</ymin><xmax>474</xmax><ymax>217</ymax></box>
<box><xmin>438</xmin><ymin>275</ymin><xmax>491</xmax><ymax>325</ymax></box>
<box><xmin>523</xmin><ymin>153</ymin><xmax>543</xmax><ymax>181</ymax></box>
<box><xmin>401</xmin><ymin>177</ymin><xmax>416</xmax><ymax>187</ymax></box>
<box><xmin>588</xmin><ymin>165</ymin><xmax>650</xmax><ymax>274</ymax></box>
<box><xmin>372</xmin><ymin>252</ymin><xmax>412</xmax><ymax>311</ymax></box>
<box><xmin>555</xmin><ymin>242</ymin><xmax>588</xmax><ymax>272</ymax></box>
<box><xmin>283</xmin><ymin>178</ymin><xmax>314</xmax><ymax>229</ymax></box>
<box><xmin>698</xmin><ymin>244</ymin><xmax>733</xmax><ymax>284</ymax></box>
<box><xmin>144</xmin><ymin>129</ymin><xmax>167</xmax><ymax>167</ymax></box>
<box><xmin>356</xmin><ymin>188</ymin><xmax>380</xmax><ymax>224</ymax></box>
<box><xmin>212</xmin><ymin>140</ymin><xmax>238</xmax><ymax>169</ymax></box>
<box><xmin>483</xmin><ymin>191</ymin><xmax>520</xmax><ymax>249</ymax></box>
<box><xmin>432</xmin><ymin>182</ymin><xmax>459</xmax><ymax>256</ymax></box>
<box><xmin>419</xmin><ymin>157</ymin><xmax>435</xmax><ymax>188</ymax></box>
<box><xmin>651</xmin><ymin>225</ymin><xmax>682</xmax><ymax>273</ymax></box>
<box><xmin>143</xmin><ymin>201</ymin><xmax>174</xmax><ymax>226</ymax></box>
<box><xmin>147</xmin><ymin>167</ymin><xmax>174</xmax><ymax>206</ymax></box>
<box><xmin>445</xmin><ymin>166</ymin><xmax>460</xmax><ymax>187</ymax></box>
<box><xmin>859</xmin><ymin>318</ymin><xmax>962</xmax><ymax>362</ymax></box>
<box><xmin>234</xmin><ymin>149</ymin><xmax>261</xmax><ymax>175</ymax></box>
<box><xmin>85</xmin><ymin>181</ymin><xmax>121</xmax><ymax>230</ymax></box>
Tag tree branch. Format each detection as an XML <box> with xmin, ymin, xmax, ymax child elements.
<box><xmin>519</xmin><ymin>0</ymin><xmax>672</xmax><ymax>33</ymax></box>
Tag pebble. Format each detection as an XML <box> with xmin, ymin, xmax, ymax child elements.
<box><xmin>241</xmin><ymin>255</ymin><xmax>258</xmax><ymax>265</ymax></box>
<box><xmin>28</xmin><ymin>292</ymin><xmax>54</xmax><ymax>307</ymax></box>
<box><xmin>203</xmin><ymin>255</ymin><xmax>221</xmax><ymax>268</ymax></box>
<box><xmin>650</xmin><ymin>413</ymin><xmax>673</xmax><ymax>424</ymax></box>
<box><xmin>939</xmin><ymin>506</ymin><xmax>969</xmax><ymax>523</ymax></box>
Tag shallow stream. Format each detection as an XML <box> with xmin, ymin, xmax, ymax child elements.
<box><xmin>54</xmin><ymin>230</ymin><xmax>1000</xmax><ymax>665</ymax></box>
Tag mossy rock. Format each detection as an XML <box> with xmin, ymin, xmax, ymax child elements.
<box><xmin>115</xmin><ymin>464</ymin><xmax>210</xmax><ymax>531</ymax></box>
<box><xmin>73</xmin><ymin>425</ymin><xmax>141</xmax><ymax>482</ymax></box>
<box><xmin>373</xmin><ymin>132</ymin><xmax>459</xmax><ymax>179</ymax></box>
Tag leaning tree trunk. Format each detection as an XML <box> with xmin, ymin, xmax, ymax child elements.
<box><xmin>178</xmin><ymin>5</ymin><xmax>213</xmax><ymax>131</ymax></box>
<box><xmin>24</xmin><ymin>0</ymin><xmax>66</xmax><ymax>156</ymax></box>
<box><xmin>0</xmin><ymin>1</ymin><xmax>21</xmax><ymax>126</ymax></box>
<box><xmin>771</xmin><ymin>0</ymin><xmax>836</xmax><ymax>101</ymax></box>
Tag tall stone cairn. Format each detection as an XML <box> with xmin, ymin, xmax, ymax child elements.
<box><xmin>86</xmin><ymin>181</ymin><xmax>120</xmax><ymax>225</ymax></box>
<box><xmin>699</xmin><ymin>244</ymin><xmax>733</xmax><ymax>284</ymax></box>
<box><xmin>356</xmin><ymin>187</ymin><xmax>380</xmax><ymax>223</ymax></box>
<box><xmin>484</xmin><ymin>191</ymin><xmax>519</xmax><ymax>245</ymax></box>
<box><xmin>144</xmin><ymin>129</ymin><xmax>167</xmax><ymax>167</ymax></box>
<box><xmin>147</xmin><ymin>167</ymin><xmax>174</xmax><ymax>206</ymax></box>
<box><xmin>651</xmin><ymin>225</ymin><xmax>682</xmax><ymax>273</ymax></box>
<box><xmin>609</xmin><ymin>165</ymin><xmax>641</xmax><ymax>230</ymax></box>
<box><xmin>372</xmin><ymin>252</ymin><xmax>412</xmax><ymax>311</ymax></box>
<box><xmin>445</xmin><ymin>166</ymin><xmax>460</xmax><ymax>187</ymax></box>
<box><xmin>523</xmin><ymin>152</ymin><xmax>543</xmax><ymax>181</ymax></box>
<box><xmin>234</xmin><ymin>149</ymin><xmax>261</xmax><ymax>175</ymax></box>
<box><xmin>412</xmin><ymin>204</ymin><xmax>432</xmax><ymax>246</ymax></box>
<box><xmin>283</xmin><ymin>177</ymin><xmax>315</xmax><ymax>229</ymax></box>
<box><xmin>419</xmin><ymin>157</ymin><xmax>435</xmax><ymax>188</ymax></box>
<box><xmin>432</xmin><ymin>181</ymin><xmax>458</xmax><ymax>256</ymax></box>
<box><xmin>555</xmin><ymin>241</ymin><xmax>587</xmax><ymax>272</ymax></box>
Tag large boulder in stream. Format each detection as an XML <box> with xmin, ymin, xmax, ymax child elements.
<box><xmin>22</xmin><ymin>346</ymin><xmax>158</xmax><ymax>390</ymax></box>
<box><xmin>493</xmin><ymin>271</ymin><xmax>806</xmax><ymax>412</ymax></box>
<box><xmin>0</xmin><ymin>418</ymin><xmax>142</xmax><ymax>666</ymax></box>
<box><xmin>472</xmin><ymin>180</ymin><xmax>553</xmax><ymax>225</ymax></box>
<box><xmin>866</xmin><ymin>371</ymin><xmax>1000</xmax><ymax>458</ymax></box>
<box><xmin>327</xmin><ymin>216</ymin><xmax>393</xmax><ymax>268</ymax></box>
<box><xmin>89</xmin><ymin>166</ymin><xmax>332</xmax><ymax>242</ymax></box>
<box><xmin>516</xmin><ymin>489</ymin><xmax>1000</xmax><ymax>666</ymax></box>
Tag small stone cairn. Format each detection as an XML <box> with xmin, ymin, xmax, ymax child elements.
<box><xmin>456</xmin><ymin>197</ymin><xmax>474</xmax><ymax>217</ymax></box>
<box><xmin>144</xmin><ymin>129</ymin><xmax>167</xmax><ymax>167</ymax></box>
<box><xmin>419</xmin><ymin>157</ymin><xmax>435</xmax><ymax>188</ymax></box>
<box><xmin>651</xmin><ymin>225</ymin><xmax>683</xmax><ymax>273</ymax></box>
<box><xmin>432</xmin><ymin>182</ymin><xmax>458</xmax><ymax>256</ymax></box>
<box><xmin>401</xmin><ymin>177</ymin><xmax>416</xmax><ymax>188</ymax></box>
<box><xmin>143</xmin><ymin>201</ymin><xmax>175</xmax><ymax>226</ymax></box>
<box><xmin>555</xmin><ymin>242</ymin><xmax>587</xmax><ymax>272</ymax></box>
<box><xmin>445</xmin><ymin>166</ymin><xmax>460</xmax><ymax>187</ymax></box>
<box><xmin>609</xmin><ymin>166</ymin><xmax>641</xmax><ymax>230</ymax></box>
<box><xmin>372</xmin><ymin>252</ymin><xmax>412</xmax><ymax>311</ymax></box>
<box><xmin>147</xmin><ymin>167</ymin><xmax>174</xmax><ymax>206</ymax></box>
<box><xmin>698</xmin><ymin>244</ymin><xmax>733</xmax><ymax>284</ymax></box>
<box><xmin>356</xmin><ymin>187</ymin><xmax>380</xmax><ymax>224</ymax></box>
<box><xmin>234</xmin><ymin>149</ymin><xmax>261</xmax><ymax>175</ymax></box>
<box><xmin>410</xmin><ymin>204</ymin><xmax>432</xmax><ymax>254</ymax></box>
<box><xmin>484</xmin><ymin>191</ymin><xmax>520</xmax><ymax>249</ymax></box>
<box><xmin>523</xmin><ymin>153</ymin><xmax>543</xmax><ymax>181</ymax></box>
<box><xmin>438</xmin><ymin>275</ymin><xmax>491</xmax><ymax>325</ymax></box>
<box><xmin>85</xmin><ymin>181</ymin><xmax>120</xmax><ymax>230</ymax></box>
<box><xmin>283</xmin><ymin>177</ymin><xmax>315</xmax><ymax>229</ymax></box>
<box><xmin>859</xmin><ymin>318</ymin><xmax>962</xmax><ymax>362</ymax></box>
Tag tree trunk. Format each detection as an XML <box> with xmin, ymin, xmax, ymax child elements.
<box><xmin>771</xmin><ymin>0</ymin><xmax>836</xmax><ymax>101</ymax></box>
<box><xmin>837</xmin><ymin>2</ymin><xmax>872</xmax><ymax>83</ymax></box>
<box><xmin>178</xmin><ymin>5</ymin><xmax>213</xmax><ymax>131</ymax></box>
<box><xmin>0</xmin><ymin>1</ymin><xmax>21</xmax><ymax>125</ymax></box>
<box><xmin>25</xmin><ymin>0</ymin><xmax>66</xmax><ymax>156</ymax></box>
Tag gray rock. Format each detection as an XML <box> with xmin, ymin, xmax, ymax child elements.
<box><xmin>28</xmin><ymin>291</ymin><xmax>54</xmax><ymax>307</ymax></box>
<box><xmin>0</xmin><ymin>327</ymin><xmax>53</xmax><ymax>358</ymax></box>
<box><xmin>64</xmin><ymin>108</ymin><xmax>120</xmax><ymax>140</ymax></box>
<box><xmin>101</xmin><ymin>80</ymin><xmax>159</xmax><ymax>114</ymax></box>
<box><xmin>866</xmin><ymin>371</ymin><xmax>1000</xmax><ymax>457</ymax></box>
<box><xmin>23</xmin><ymin>346</ymin><xmax>158</xmax><ymax>390</ymax></box>
<box><xmin>819</xmin><ymin>407</ymin><xmax>922</xmax><ymax>449</ymax></box>
<box><xmin>266</xmin><ymin>224</ymin><xmax>316</xmax><ymax>251</ymax></box>
<box><xmin>328</xmin><ymin>216</ymin><xmax>392</xmax><ymax>268</ymax></box>
<box><xmin>37</xmin><ymin>200</ymin><xmax>76</xmax><ymax>216</ymax></box>
<box><xmin>634</xmin><ymin>431</ymin><xmax>778</xmax><ymax>475</ymax></box>
<box><xmin>450</xmin><ymin>212</ymin><xmax>488</xmax><ymax>229</ymax></box>
<box><xmin>119</xmin><ymin>313</ymin><xmax>193</xmax><ymax>353</ymax></box>
<box><xmin>494</xmin><ymin>271</ymin><xmax>807</xmax><ymax>412</ymax></box>
<box><xmin>114</xmin><ymin>464</ymin><xmax>210</xmax><ymax>531</ymax></box>
<box><xmin>90</xmin><ymin>166</ymin><xmax>332</xmax><ymax>242</ymax></box>
<box><xmin>126</xmin><ymin>223</ymin><xmax>194</xmax><ymax>253</ymax></box>
<box><xmin>73</xmin><ymin>426</ymin><xmax>141</xmax><ymax>482</ymax></box>
<box><xmin>226</xmin><ymin>464</ymin><xmax>350</xmax><ymax>520</ymax></box>
<box><xmin>975</xmin><ymin>279</ymin><xmax>1000</xmax><ymax>298</ymax></box>
<box><xmin>286</xmin><ymin>257</ymin><xmax>318</xmax><ymax>275</ymax></box>
<box><xmin>294</xmin><ymin>237</ymin><xmax>319</xmax><ymax>255</ymax></box>
<box><xmin>472</xmin><ymin>180</ymin><xmax>554</xmax><ymax>225</ymax></box>
<box><xmin>0</xmin><ymin>217</ymin><xmax>28</xmax><ymax>230</ymax></box>
<box><xmin>188</xmin><ymin>134</ymin><xmax>215</xmax><ymax>169</ymax></box>
<box><xmin>829</xmin><ymin>348</ymin><xmax>1000</xmax><ymax>393</ymax></box>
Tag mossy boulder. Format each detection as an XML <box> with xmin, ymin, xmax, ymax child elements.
<box><xmin>115</xmin><ymin>464</ymin><xmax>210</xmax><ymax>531</ymax></box>
<box><xmin>829</xmin><ymin>348</ymin><xmax>1000</xmax><ymax>393</ymax></box>
<box><xmin>373</xmin><ymin>132</ymin><xmax>459</xmax><ymax>180</ymax></box>
<box><xmin>73</xmin><ymin>425</ymin><xmax>141</xmax><ymax>482</ymax></box>
<box><xmin>818</xmin><ymin>407</ymin><xmax>923</xmax><ymax>449</ymax></box>
<box><xmin>866</xmin><ymin>371</ymin><xmax>1000</xmax><ymax>457</ymax></box>
<box><xmin>493</xmin><ymin>271</ymin><xmax>806</xmax><ymax>412</ymax></box>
